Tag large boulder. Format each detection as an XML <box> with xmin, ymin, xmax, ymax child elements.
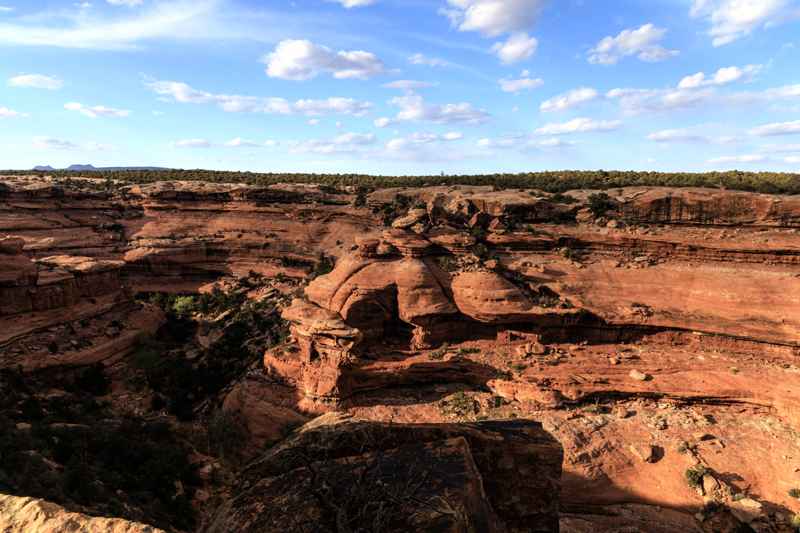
<box><xmin>451</xmin><ymin>271</ymin><xmax>535</xmax><ymax>323</ymax></box>
<box><xmin>205</xmin><ymin>414</ymin><xmax>563</xmax><ymax>533</ymax></box>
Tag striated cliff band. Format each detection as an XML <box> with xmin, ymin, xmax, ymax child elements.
<box><xmin>1</xmin><ymin>173</ymin><xmax>800</xmax><ymax>532</ymax></box>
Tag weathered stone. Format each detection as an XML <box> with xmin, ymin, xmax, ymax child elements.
<box><xmin>629</xmin><ymin>443</ymin><xmax>656</xmax><ymax>463</ymax></box>
<box><xmin>0</xmin><ymin>494</ymin><xmax>165</xmax><ymax>533</ymax></box>
<box><xmin>205</xmin><ymin>414</ymin><xmax>563</xmax><ymax>533</ymax></box>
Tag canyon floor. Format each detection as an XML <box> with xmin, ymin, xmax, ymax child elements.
<box><xmin>1</xmin><ymin>175</ymin><xmax>799</xmax><ymax>532</ymax></box>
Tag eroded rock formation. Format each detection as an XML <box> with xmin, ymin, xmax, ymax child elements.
<box><xmin>206</xmin><ymin>413</ymin><xmax>563</xmax><ymax>533</ymax></box>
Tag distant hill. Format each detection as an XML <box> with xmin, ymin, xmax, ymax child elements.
<box><xmin>67</xmin><ymin>164</ymin><xmax>97</xmax><ymax>171</ymax></box>
<box><xmin>32</xmin><ymin>165</ymin><xmax>170</xmax><ymax>172</ymax></box>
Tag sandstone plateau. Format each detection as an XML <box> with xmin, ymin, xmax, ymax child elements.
<box><xmin>1</xmin><ymin>174</ymin><xmax>800</xmax><ymax>532</ymax></box>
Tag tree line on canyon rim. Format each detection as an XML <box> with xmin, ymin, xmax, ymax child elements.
<box><xmin>5</xmin><ymin>168</ymin><xmax>800</xmax><ymax>194</ymax></box>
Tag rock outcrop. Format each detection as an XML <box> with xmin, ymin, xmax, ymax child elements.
<box><xmin>206</xmin><ymin>413</ymin><xmax>563</xmax><ymax>533</ymax></box>
<box><xmin>0</xmin><ymin>494</ymin><xmax>165</xmax><ymax>533</ymax></box>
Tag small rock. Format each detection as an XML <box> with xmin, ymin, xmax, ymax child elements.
<box><xmin>702</xmin><ymin>474</ymin><xmax>720</xmax><ymax>495</ymax></box>
<box><xmin>629</xmin><ymin>369</ymin><xmax>651</xmax><ymax>381</ymax></box>
<box><xmin>730</xmin><ymin>498</ymin><xmax>764</xmax><ymax>524</ymax></box>
<box><xmin>606</xmin><ymin>219</ymin><xmax>625</xmax><ymax>229</ymax></box>
<box><xmin>629</xmin><ymin>443</ymin><xmax>656</xmax><ymax>463</ymax></box>
<box><xmin>613</xmin><ymin>406</ymin><xmax>632</xmax><ymax>419</ymax></box>
<box><xmin>608</xmin><ymin>356</ymin><xmax>620</xmax><ymax>365</ymax></box>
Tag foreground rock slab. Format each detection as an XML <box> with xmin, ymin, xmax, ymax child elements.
<box><xmin>205</xmin><ymin>413</ymin><xmax>563</xmax><ymax>533</ymax></box>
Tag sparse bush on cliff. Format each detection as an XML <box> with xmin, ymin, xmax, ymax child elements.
<box><xmin>0</xmin><ymin>368</ymin><xmax>198</xmax><ymax>531</ymax></box>
<box><xmin>588</xmin><ymin>192</ymin><xmax>616</xmax><ymax>218</ymax></box>
<box><xmin>170</xmin><ymin>295</ymin><xmax>199</xmax><ymax>319</ymax></box>
<box><xmin>685</xmin><ymin>464</ymin><xmax>709</xmax><ymax>489</ymax></box>
<box><xmin>135</xmin><ymin>277</ymin><xmax>289</xmax><ymax>421</ymax></box>
<box><xmin>789</xmin><ymin>488</ymin><xmax>800</xmax><ymax>499</ymax></box>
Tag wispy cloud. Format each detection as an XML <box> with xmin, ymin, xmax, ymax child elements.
<box><xmin>174</xmin><ymin>139</ymin><xmax>212</xmax><ymax>148</ymax></box>
<box><xmin>540</xmin><ymin>87</ymin><xmax>598</xmax><ymax>112</ymax></box>
<box><xmin>146</xmin><ymin>79</ymin><xmax>373</xmax><ymax>116</ymax></box>
<box><xmin>65</xmin><ymin>102</ymin><xmax>130</xmax><ymax>118</ymax></box>
<box><xmin>0</xmin><ymin>0</ymin><xmax>223</xmax><ymax>49</ymax></box>
<box><xmin>32</xmin><ymin>136</ymin><xmax>112</xmax><ymax>150</ymax></box>
<box><xmin>535</xmin><ymin>117</ymin><xmax>622</xmax><ymax>135</ymax></box>
<box><xmin>8</xmin><ymin>74</ymin><xmax>63</xmax><ymax>90</ymax></box>
<box><xmin>749</xmin><ymin>120</ymin><xmax>800</xmax><ymax>137</ymax></box>
<box><xmin>0</xmin><ymin>106</ymin><xmax>26</xmax><ymax>118</ymax></box>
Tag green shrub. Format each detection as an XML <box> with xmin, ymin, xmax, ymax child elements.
<box><xmin>789</xmin><ymin>488</ymin><xmax>800</xmax><ymax>499</ymax></box>
<box><xmin>171</xmin><ymin>296</ymin><xmax>198</xmax><ymax>319</ymax></box>
<box><xmin>588</xmin><ymin>192</ymin><xmax>616</xmax><ymax>217</ymax></box>
<box><xmin>685</xmin><ymin>465</ymin><xmax>709</xmax><ymax>489</ymax></box>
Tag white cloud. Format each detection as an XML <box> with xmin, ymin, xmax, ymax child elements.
<box><xmin>534</xmin><ymin>137</ymin><xmax>573</xmax><ymax>148</ymax></box>
<box><xmin>307</xmin><ymin>118</ymin><xmax>321</xmax><ymax>126</ymax></box>
<box><xmin>0</xmin><ymin>106</ymin><xmax>25</xmax><ymax>118</ymax></box>
<box><xmin>0</xmin><ymin>0</ymin><xmax>221</xmax><ymax>50</ymax></box>
<box><xmin>107</xmin><ymin>0</ymin><xmax>144</xmax><ymax>6</ymax></box>
<box><xmin>331</xmin><ymin>0</ymin><xmax>375</xmax><ymax>7</ymax></box>
<box><xmin>383</xmin><ymin>80</ymin><xmax>437</xmax><ymax>91</ymax></box>
<box><xmin>477</xmin><ymin>133</ymin><xmax>574</xmax><ymax>150</ymax></box>
<box><xmin>690</xmin><ymin>0</ymin><xmax>797</xmax><ymax>46</ymax></box>
<box><xmin>294</xmin><ymin>97</ymin><xmax>372</xmax><ymax>116</ymax></box>
<box><xmin>499</xmin><ymin>73</ymin><xmax>543</xmax><ymax>93</ymax></box>
<box><xmin>442</xmin><ymin>0</ymin><xmax>546</xmax><ymax>37</ymax></box>
<box><xmin>708</xmin><ymin>154</ymin><xmax>766</xmax><ymax>164</ymax></box>
<box><xmin>389</xmin><ymin>93</ymin><xmax>490</xmax><ymax>125</ymax></box>
<box><xmin>785</xmin><ymin>156</ymin><xmax>800</xmax><ymax>163</ymax></box>
<box><xmin>224</xmin><ymin>138</ymin><xmax>264</xmax><ymax>148</ymax></box>
<box><xmin>588</xmin><ymin>24</ymin><xmax>678</xmax><ymax>65</ymax></box>
<box><xmin>408</xmin><ymin>53</ymin><xmax>448</xmax><ymax>67</ymax></box>
<box><xmin>606</xmin><ymin>87</ymin><xmax>714</xmax><ymax>114</ymax></box>
<box><xmin>535</xmin><ymin>117</ymin><xmax>622</xmax><ymax>135</ymax></box>
<box><xmin>33</xmin><ymin>137</ymin><xmax>78</xmax><ymax>150</ymax></box>
<box><xmin>374</xmin><ymin>117</ymin><xmax>392</xmax><ymax>128</ymax></box>
<box><xmin>678</xmin><ymin>64</ymin><xmax>762</xmax><ymax>89</ymax></box>
<box><xmin>491</xmin><ymin>32</ymin><xmax>538</xmax><ymax>63</ymax></box>
<box><xmin>264</xmin><ymin>39</ymin><xmax>385</xmax><ymax>81</ymax></box>
<box><xmin>0</xmin><ymin>6</ymin><xmax>15</xmax><ymax>12</ymax></box>
<box><xmin>146</xmin><ymin>79</ymin><xmax>372</xmax><ymax>116</ymax></box>
<box><xmin>388</xmin><ymin>131</ymin><xmax>463</xmax><ymax>149</ymax></box>
<box><xmin>759</xmin><ymin>143</ymin><xmax>800</xmax><ymax>153</ymax></box>
<box><xmin>647</xmin><ymin>128</ymin><xmax>710</xmax><ymax>143</ymax></box>
<box><xmin>749</xmin><ymin>120</ymin><xmax>800</xmax><ymax>136</ymax></box>
<box><xmin>64</xmin><ymin>102</ymin><xmax>130</xmax><ymax>118</ymax></box>
<box><xmin>605</xmin><ymin>82</ymin><xmax>800</xmax><ymax>115</ymax></box>
<box><xmin>174</xmin><ymin>139</ymin><xmax>212</xmax><ymax>148</ymax></box>
<box><xmin>290</xmin><ymin>132</ymin><xmax>375</xmax><ymax>154</ymax></box>
<box><xmin>8</xmin><ymin>74</ymin><xmax>63</xmax><ymax>90</ymax></box>
<box><xmin>540</xmin><ymin>87</ymin><xmax>598</xmax><ymax>112</ymax></box>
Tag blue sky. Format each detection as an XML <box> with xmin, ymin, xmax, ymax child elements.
<box><xmin>1</xmin><ymin>0</ymin><xmax>799</xmax><ymax>174</ymax></box>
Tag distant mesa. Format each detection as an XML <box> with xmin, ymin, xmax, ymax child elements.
<box><xmin>32</xmin><ymin>164</ymin><xmax>169</xmax><ymax>172</ymax></box>
<box><xmin>66</xmin><ymin>164</ymin><xmax>97</xmax><ymax>171</ymax></box>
